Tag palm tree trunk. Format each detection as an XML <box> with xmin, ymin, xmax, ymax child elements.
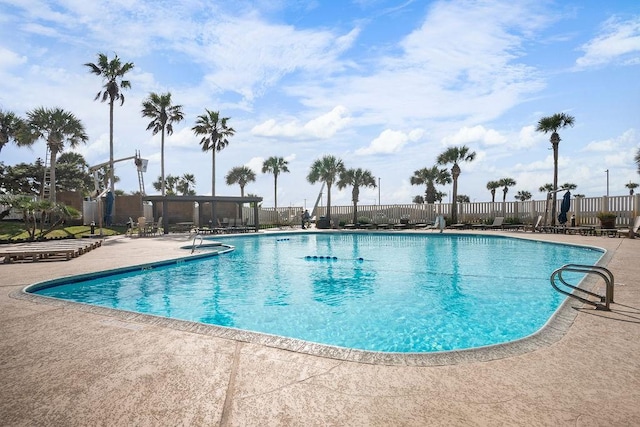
<box><xmin>274</xmin><ymin>174</ymin><xmax>278</xmax><ymax>211</ymax></box>
<box><xmin>552</xmin><ymin>135</ymin><xmax>559</xmax><ymax>226</ymax></box>
<box><xmin>353</xmin><ymin>201</ymin><xmax>358</xmax><ymax>224</ymax></box>
<box><xmin>108</xmin><ymin>100</ymin><xmax>115</xmax><ymax>197</ymax></box>
<box><xmin>49</xmin><ymin>148</ymin><xmax>57</xmax><ymax>203</ymax></box>
<box><xmin>161</xmin><ymin>130</ymin><xmax>166</xmax><ymax>196</ymax></box>
<box><xmin>451</xmin><ymin>164</ymin><xmax>460</xmax><ymax>224</ymax></box>
<box><xmin>326</xmin><ymin>184</ymin><xmax>332</xmax><ymax>221</ymax></box>
<box><xmin>211</xmin><ymin>149</ymin><xmax>216</xmax><ymax>222</ymax></box>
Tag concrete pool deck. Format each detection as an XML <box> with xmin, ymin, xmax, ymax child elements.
<box><xmin>1</xmin><ymin>230</ymin><xmax>639</xmax><ymax>426</ymax></box>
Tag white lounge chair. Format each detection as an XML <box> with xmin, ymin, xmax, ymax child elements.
<box><xmin>618</xmin><ymin>216</ymin><xmax>640</xmax><ymax>238</ymax></box>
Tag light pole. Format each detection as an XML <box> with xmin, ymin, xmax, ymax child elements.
<box><xmin>378</xmin><ymin>178</ymin><xmax>381</xmax><ymax>206</ymax></box>
<box><xmin>605</xmin><ymin>169</ymin><xmax>609</xmax><ymax>197</ymax></box>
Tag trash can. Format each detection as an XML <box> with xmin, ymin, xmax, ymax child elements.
<box><xmin>317</xmin><ymin>216</ymin><xmax>331</xmax><ymax>229</ymax></box>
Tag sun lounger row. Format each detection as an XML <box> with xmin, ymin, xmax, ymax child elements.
<box><xmin>0</xmin><ymin>239</ymin><xmax>102</xmax><ymax>263</ymax></box>
<box><xmin>195</xmin><ymin>218</ymin><xmax>254</xmax><ymax>234</ymax></box>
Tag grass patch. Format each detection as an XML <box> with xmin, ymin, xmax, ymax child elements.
<box><xmin>0</xmin><ymin>221</ymin><xmax>126</xmax><ymax>241</ymax></box>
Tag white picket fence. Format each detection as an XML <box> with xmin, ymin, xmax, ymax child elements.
<box><xmin>245</xmin><ymin>194</ymin><xmax>640</xmax><ymax>227</ymax></box>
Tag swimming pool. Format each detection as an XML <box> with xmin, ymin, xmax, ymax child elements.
<box><xmin>30</xmin><ymin>233</ymin><xmax>603</xmax><ymax>353</ymax></box>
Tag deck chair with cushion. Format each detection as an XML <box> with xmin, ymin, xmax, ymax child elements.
<box><xmin>618</xmin><ymin>216</ymin><xmax>640</xmax><ymax>238</ymax></box>
<box><xmin>473</xmin><ymin>216</ymin><xmax>504</xmax><ymax>230</ymax></box>
<box><xmin>523</xmin><ymin>215</ymin><xmax>543</xmax><ymax>232</ymax></box>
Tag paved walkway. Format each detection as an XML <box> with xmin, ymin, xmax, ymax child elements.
<box><xmin>1</xmin><ymin>231</ymin><xmax>639</xmax><ymax>426</ymax></box>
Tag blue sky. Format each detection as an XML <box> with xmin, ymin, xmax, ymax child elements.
<box><xmin>1</xmin><ymin>0</ymin><xmax>639</xmax><ymax>208</ymax></box>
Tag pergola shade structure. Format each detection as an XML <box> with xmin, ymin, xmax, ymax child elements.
<box><xmin>142</xmin><ymin>195</ymin><xmax>263</xmax><ymax>234</ymax></box>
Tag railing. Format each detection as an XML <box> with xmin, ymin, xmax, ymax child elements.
<box><xmin>550</xmin><ymin>264</ymin><xmax>614</xmax><ymax>311</ymax></box>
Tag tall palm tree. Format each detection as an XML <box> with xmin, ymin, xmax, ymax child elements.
<box><xmin>307</xmin><ymin>155</ymin><xmax>345</xmax><ymax>223</ymax></box>
<box><xmin>410</xmin><ymin>166</ymin><xmax>451</xmax><ymax>204</ymax></box>
<box><xmin>141</xmin><ymin>92</ymin><xmax>184</xmax><ymax>196</ymax></box>
<box><xmin>337</xmin><ymin>168</ymin><xmax>377</xmax><ymax>224</ymax></box>
<box><xmin>499</xmin><ymin>178</ymin><xmax>516</xmax><ymax>203</ymax></box>
<box><xmin>0</xmin><ymin>109</ymin><xmax>28</xmax><ymax>154</ymax></box>
<box><xmin>225</xmin><ymin>166</ymin><xmax>256</xmax><ymax>197</ymax></box>
<box><xmin>436</xmin><ymin>145</ymin><xmax>476</xmax><ymax>224</ymax></box>
<box><xmin>192</xmin><ymin>110</ymin><xmax>235</xmax><ymax>197</ymax></box>
<box><xmin>261</xmin><ymin>156</ymin><xmax>290</xmax><ymax>210</ymax></box>
<box><xmin>85</xmin><ymin>53</ymin><xmax>134</xmax><ymax>195</ymax></box>
<box><xmin>536</xmin><ymin>112</ymin><xmax>575</xmax><ymax>225</ymax></box>
<box><xmin>486</xmin><ymin>180</ymin><xmax>500</xmax><ymax>203</ymax></box>
<box><xmin>635</xmin><ymin>148</ymin><xmax>640</xmax><ymax>175</ymax></box>
<box><xmin>24</xmin><ymin>107</ymin><xmax>88</xmax><ymax>202</ymax></box>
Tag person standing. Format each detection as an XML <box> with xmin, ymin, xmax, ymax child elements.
<box><xmin>303</xmin><ymin>209</ymin><xmax>311</xmax><ymax>229</ymax></box>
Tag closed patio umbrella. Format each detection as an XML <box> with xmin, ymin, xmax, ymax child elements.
<box><xmin>558</xmin><ymin>191</ymin><xmax>571</xmax><ymax>225</ymax></box>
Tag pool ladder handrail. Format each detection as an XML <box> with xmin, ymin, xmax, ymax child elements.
<box><xmin>191</xmin><ymin>234</ymin><xmax>203</xmax><ymax>254</ymax></box>
<box><xmin>550</xmin><ymin>264</ymin><xmax>614</xmax><ymax>311</ymax></box>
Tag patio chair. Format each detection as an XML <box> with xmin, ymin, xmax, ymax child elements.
<box><xmin>136</xmin><ymin>216</ymin><xmax>147</xmax><ymax>237</ymax></box>
<box><xmin>149</xmin><ymin>216</ymin><xmax>163</xmax><ymax>235</ymax></box>
<box><xmin>618</xmin><ymin>216</ymin><xmax>640</xmax><ymax>238</ymax></box>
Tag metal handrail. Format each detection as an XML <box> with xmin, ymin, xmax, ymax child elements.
<box><xmin>550</xmin><ymin>264</ymin><xmax>614</xmax><ymax>311</ymax></box>
<box><xmin>191</xmin><ymin>234</ymin><xmax>203</xmax><ymax>254</ymax></box>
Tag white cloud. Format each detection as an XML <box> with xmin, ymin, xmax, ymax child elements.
<box><xmin>251</xmin><ymin>106</ymin><xmax>352</xmax><ymax>139</ymax></box>
<box><xmin>355</xmin><ymin>128</ymin><xmax>424</xmax><ymax>155</ymax></box>
<box><xmin>583</xmin><ymin>129</ymin><xmax>638</xmax><ymax>152</ymax></box>
<box><xmin>576</xmin><ymin>16</ymin><xmax>640</xmax><ymax>68</ymax></box>
<box><xmin>442</xmin><ymin>125</ymin><xmax>507</xmax><ymax>146</ymax></box>
<box><xmin>0</xmin><ymin>47</ymin><xmax>27</xmax><ymax>69</ymax></box>
<box><xmin>245</xmin><ymin>157</ymin><xmax>264</xmax><ymax>174</ymax></box>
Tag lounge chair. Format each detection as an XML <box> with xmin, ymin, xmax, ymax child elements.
<box><xmin>618</xmin><ymin>216</ymin><xmax>640</xmax><ymax>238</ymax></box>
<box><xmin>473</xmin><ymin>216</ymin><xmax>504</xmax><ymax>230</ymax></box>
<box><xmin>523</xmin><ymin>216</ymin><xmax>543</xmax><ymax>232</ymax></box>
<box><xmin>423</xmin><ymin>216</ymin><xmax>445</xmax><ymax>232</ymax></box>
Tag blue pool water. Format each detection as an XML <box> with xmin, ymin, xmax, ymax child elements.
<box><xmin>32</xmin><ymin>233</ymin><xmax>603</xmax><ymax>353</ymax></box>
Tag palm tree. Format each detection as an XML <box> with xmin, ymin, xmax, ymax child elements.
<box><xmin>456</xmin><ymin>194</ymin><xmax>470</xmax><ymax>203</ymax></box>
<box><xmin>225</xmin><ymin>166</ymin><xmax>256</xmax><ymax>197</ymax></box>
<box><xmin>24</xmin><ymin>107</ymin><xmax>88</xmax><ymax>202</ymax></box>
<box><xmin>410</xmin><ymin>166</ymin><xmax>451</xmax><ymax>204</ymax></box>
<box><xmin>636</xmin><ymin>148</ymin><xmax>640</xmax><ymax>175</ymax></box>
<box><xmin>413</xmin><ymin>195</ymin><xmax>425</xmax><ymax>204</ymax></box>
<box><xmin>192</xmin><ymin>110</ymin><xmax>235</xmax><ymax>198</ymax></box>
<box><xmin>560</xmin><ymin>182</ymin><xmax>577</xmax><ymax>191</ymax></box>
<box><xmin>226</xmin><ymin>165</ymin><xmax>256</xmax><ymax>219</ymax></box>
<box><xmin>261</xmin><ymin>156</ymin><xmax>290</xmax><ymax>210</ymax></box>
<box><xmin>0</xmin><ymin>109</ymin><xmax>28</xmax><ymax>154</ymax></box>
<box><xmin>307</xmin><ymin>155</ymin><xmax>345</xmax><ymax>223</ymax></box>
<box><xmin>536</xmin><ymin>112</ymin><xmax>575</xmax><ymax>225</ymax></box>
<box><xmin>499</xmin><ymin>178</ymin><xmax>516</xmax><ymax>204</ymax></box>
<box><xmin>515</xmin><ymin>190</ymin><xmax>532</xmax><ymax>201</ymax></box>
<box><xmin>625</xmin><ymin>182</ymin><xmax>638</xmax><ymax>195</ymax></box>
<box><xmin>539</xmin><ymin>183</ymin><xmax>554</xmax><ymax>193</ymax></box>
<box><xmin>178</xmin><ymin>173</ymin><xmax>196</xmax><ymax>196</ymax></box>
<box><xmin>337</xmin><ymin>168</ymin><xmax>377</xmax><ymax>224</ymax></box>
<box><xmin>85</xmin><ymin>53</ymin><xmax>134</xmax><ymax>195</ymax></box>
<box><xmin>486</xmin><ymin>180</ymin><xmax>500</xmax><ymax>203</ymax></box>
<box><xmin>436</xmin><ymin>145</ymin><xmax>476</xmax><ymax>224</ymax></box>
<box><xmin>141</xmin><ymin>92</ymin><xmax>184</xmax><ymax>196</ymax></box>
